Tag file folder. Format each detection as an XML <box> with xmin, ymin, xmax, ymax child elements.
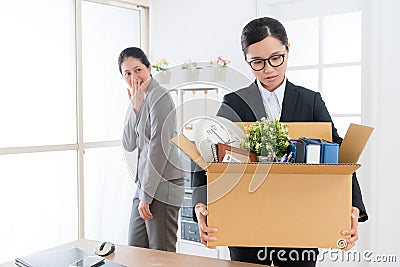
<box><xmin>300</xmin><ymin>138</ymin><xmax>339</xmax><ymax>164</ymax></box>
<box><xmin>305</xmin><ymin>144</ymin><xmax>320</xmax><ymax>163</ymax></box>
<box><xmin>320</xmin><ymin>142</ymin><xmax>339</xmax><ymax>164</ymax></box>
<box><xmin>291</xmin><ymin>140</ymin><xmax>305</xmax><ymax>163</ymax></box>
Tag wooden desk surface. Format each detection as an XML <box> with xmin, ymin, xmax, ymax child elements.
<box><xmin>1</xmin><ymin>239</ymin><xmax>265</xmax><ymax>267</ymax></box>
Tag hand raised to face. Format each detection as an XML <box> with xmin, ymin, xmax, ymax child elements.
<box><xmin>128</xmin><ymin>77</ymin><xmax>151</xmax><ymax>114</ymax></box>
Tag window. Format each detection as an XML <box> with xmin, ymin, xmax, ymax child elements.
<box><xmin>0</xmin><ymin>151</ymin><xmax>77</xmax><ymax>262</ymax></box>
<box><xmin>82</xmin><ymin>1</ymin><xmax>141</xmax><ymax>142</ymax></box>
<box><xmin>0</xmin><ymin>0</ymin><xmax>76</xmax><ymax>148</ymax></box>
<box><xmin>285</xmin><ymin>11</ymin><xmax>362</xmax><ymax>137</ymax></box>
<box><xmin>0</xmin><ymin>0</ymin><xmax>77</xmax><ymax>262</ymax></box>
<box><xmin>83</xmin><ymin>146</ymin><xmax>134</xmax><ymax>242</ymax></box>
<box><xmin>81</xmin><ymin>1</ymin><xmax>142</xmax><ymax>244</ymax></box>
<box><xmin>257</xmin><ymin>0</ymin><xmax>362</xmax><ymax>137</ymax></box>
<box><xmin>0</xmin><ymin>0</ymin><xmax>148</xmax><ymax>262</ymax></box>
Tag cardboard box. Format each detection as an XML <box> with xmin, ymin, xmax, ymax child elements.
<box><xmin>171</xmin><ymin>122</ymin><xmax>373</xmax><ymax>249</ymax></box>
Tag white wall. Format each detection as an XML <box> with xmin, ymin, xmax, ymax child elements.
<box><xmin>149</xmin><ymin>0</ymin><xmax>257</xmax><ymax>80</ymax></box>
<box><xmin>360</xmin><ymin>0</ymin><xmax>400</xmax><ymax>265</ymax></box>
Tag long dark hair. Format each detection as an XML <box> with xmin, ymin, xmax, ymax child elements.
<box><xmin>241</xmin><ymin>17</ymin><xmax>289</xmax><ymax>54</ymax></box>
<box><xmin>118</xmin><ymin>47</ymin><xmax>151</xmax><ymax>74</ymax></box>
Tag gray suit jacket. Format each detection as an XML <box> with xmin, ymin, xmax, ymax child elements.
<box><xmin>123</xmin><ymin>78</ymin><xmax>185</xmax><ymax>204</ymax></box>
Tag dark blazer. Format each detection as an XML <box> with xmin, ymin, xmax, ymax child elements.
<box><xmin>192</xmin><ymin>80</ymin><xmax>368</xmax><ymax>222</ymax></box>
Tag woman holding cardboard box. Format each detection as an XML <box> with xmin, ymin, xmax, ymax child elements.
<box><xmin>192</xmin><ymin>17</ymin><xmax>367</xmax><ymax>266</ymax></box>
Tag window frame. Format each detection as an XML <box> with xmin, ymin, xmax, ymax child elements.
<box><xmin>76</xmin><ymin>0</ymin><xmax>149</xmax><ymax>239</ymax></box>
<box><xmin>285</xmin><ymin>13</ymin><xmax>362</xmax><ymax>119</ymax></box>
<box><xmin>0</xmin><ymin>0</ymin><xmax>149</xmax><ymax>241</ymax></box>
<box><xmin>257</xmin><ymin>0</ymin><xmax>363</xmax><ymax>135</ymax></box>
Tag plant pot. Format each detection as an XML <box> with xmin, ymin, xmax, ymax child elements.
<box><xmin>155</xmin><ymin>70</ymin><xmax>171</xmax><ymax>84</ymax></box>
<box><xmin>210</xmin><ymin>66</ymin><xmax>227</xmax><ymax>81</ymax></box>
<box><xmin>257</xmin><ymin>153</ymin><xmax>276</xmax><ymax>163</ymax></box>
<box><xmin>182</xmin><ymin>69</ymin><xmax>200</xmax><ymax>82</ymax></box>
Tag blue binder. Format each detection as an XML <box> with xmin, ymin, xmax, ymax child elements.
<box><xmin>299</xmin><ymin>138</ymin><xmax>339</xmax><ymax>164</ymax></box>
<box><xmin>320</xmin><ymin>141</ymin><xmax>339</xmax><ymax>164</ymax></box>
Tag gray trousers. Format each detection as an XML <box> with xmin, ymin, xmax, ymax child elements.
<box><xmin>128</xmin><ymin>178</ymin><xmax>184</xmax><ymax>252</ymax></box>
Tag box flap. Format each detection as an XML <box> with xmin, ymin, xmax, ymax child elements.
<box><xmin>339</xmin><ymin>123</ymin><xmax>374</xmax><ymax>163</ymax></box>
<box><xmin>170</xmin><ymin>134</ymin><xmax>208</xmax><ymax>170</ymax></box>
<box><xmin>286</xmin><ymin>122</ymin><xmax>333</xmax><ymax>141</ymax></box>
<box><xmin>239</xmin><ymin>122</ymin><xmax>333</xmax><ymax>141</ymax></box>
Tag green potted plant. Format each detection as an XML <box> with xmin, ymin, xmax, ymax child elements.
<box><xmin>181</xmin><ymin>60</ymin><xmax>202</xmax><ymax>82</ymax></box>
<box><xmin>153</xmin><ymin>59</ymin><xmax>171</xmax><ymax>84</ymax></box>
<box><xmin>240</xmin><ymin>118</ymin><xmax>290</xmax><ymax>162</ymax></box>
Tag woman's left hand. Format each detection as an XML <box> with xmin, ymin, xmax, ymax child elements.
<box><xmin>341</xmin><ymin>206</ymin><xmax>360</xmax><ymax>250</ymax></box>
<box><xmin>138</xmin><ymin>200</ymin><xmax>153</xmax><ymax>221</ymax></box>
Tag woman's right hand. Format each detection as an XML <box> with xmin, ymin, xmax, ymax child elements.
<box><xmin>195</xmin><ymin>203</ymin><xmax>218</xmax><ymax>248</ymax></box>
<box><xmin>127</xmin><ymin>77</ymin><xmax>149</xmax><ymax>114</ymax></box>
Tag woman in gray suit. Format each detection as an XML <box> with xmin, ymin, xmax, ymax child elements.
<box><xmin>119</xmin><ymin>47</ymin><xmax>185</xmax><ymax>252</ymax></box>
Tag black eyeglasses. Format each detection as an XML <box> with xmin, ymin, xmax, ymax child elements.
<box><xmin>247</xmin><ymin>54</ymin><xmax>286</xmax><ymax>71</ymax></box>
